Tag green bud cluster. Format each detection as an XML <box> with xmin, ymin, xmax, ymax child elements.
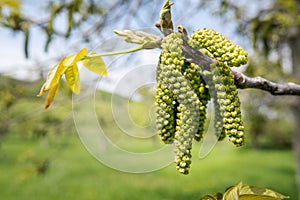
<box><xmin>189</xmin><ymin>28</ymin><xmax>248</xmax><ymax>67</ymax></box>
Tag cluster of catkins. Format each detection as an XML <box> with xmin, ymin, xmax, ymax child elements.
<box><xmin>155</xmin><ymin>28</ymin><xmax>248</xmax><ymax>174</ymax></box>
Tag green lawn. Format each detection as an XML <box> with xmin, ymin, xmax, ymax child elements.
<box><xmin>0</xmin><ymin>134</ymin><xmax>297</xmax><ymax>200</ymax></box>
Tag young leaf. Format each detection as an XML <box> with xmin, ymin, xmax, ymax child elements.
<box><xmin>200</xmin><ymin>192</ymin><xmax>223</xmax><ymax>200</ymax></box>
<box><xmin>223</xmin><ymin>182</ymin><xmax>289</xmax><ymax>200</ymax></box>
<box><xmin>44</xmin><ymin>83</ymin><xmax>59</xmax><ymax>110</ymax></box>
<box><xmin>37</xmin><ymin>58</ymin><xmax>67</xmax><ymax>96</ymax></box>
<box><xmin>114</xmin><ymin>29</ymin><xmax>160</xmax><ymax>49</ymax></box>
<box><xmin>239</xmin><ymin>184</ymin><xmax>289</xmax><ymax>199</ymax></box>
<box><xmin>63</xmin><ymin>48</ymin><xmax>87</xmax><ymax>67</ymax></box>
<box><xmin>64</xmin><ymin>64</ymin><xmax>80</xmax><ymax>94</ymax></box>
<box><xmin>81</xmin><ymin>55</ymin><xmax>107</xmax><ymax>76</ymax></box>
<box><xmin>38</xmin><ymin>48</ymin><xmax>88</xmax><ymax>110</ymax></box>
<box><xmin>239</xmin><ymin>194</ymin><xmax>287</xmax><ymax>200</ymax></box>
<box><xmin>223</xmin><ymin>182</ymin><xmax>242</xmax><ymax>200</ymax></box>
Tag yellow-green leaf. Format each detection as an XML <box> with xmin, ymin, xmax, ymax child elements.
<box><xmin>240</xmin><ymin>184</ymin><xmax>289</xmax><ymax>199</ymax></box>
<box><xmin>64</xmin><ymin>64</ymin><xmax>80</xmax><ymax>94</ymax></box>
<box><xmin>37</xmin><ymin>58</ymin><xmax>67</xmax><ymax>96</ymax></box>
<box><xmin>81</xmin><ymin>55</ymin><xmax>107</xmax><ymax>76</ymax></box>
<box><xmin>38</xmin><ymin>48</ymin><xmax>87</xmax><ymax>97</ymax></box>
<box><xmin>63</xmin><ymin>48</ymin><xmax>87</xmax><ymax>67</ymax></box>
<box><xmin>38</xmin><ymin>48</ymin><xmax>90</xmax><ymax>111</ymax></box>
<box><xmin>44</xmin><ymin>83</ymin><xmax>59</xmax><ymax>110</ymax></box>
<box><xmin>223</xmin><ymin>182</ymin><xmax>242</xmax><ymax>200</ymax></box>
<box><xmin>37</xmin><ymin>83</ymin><xmax>47</xmax><ymax>97</ymax></box>
<box><xmin>239</xmin><ymin>194</ymin><xmax>287</xmax><ymax>200</ymax></box>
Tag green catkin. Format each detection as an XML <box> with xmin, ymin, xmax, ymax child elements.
<box><xmin>189</xmin><ymin>28</ymin><xmax>248</xmax><ymax>67</ymax></box>
<box><xmin>155</xmin><ymin>53</ymin><xmax>176</xmax><ymax>143</ymax></box>
<box><xmin>201</xmin><ymin>70</ymin><xmax>226</xmax><ymax>140</ymax></box>
<box><xmin>181</xmin><ymin>61</ymin><xmax>210</xmax><ymax>141</ymax></box>
<box><xmin>216</xmin><ymin>64</ymin><xmax>244</xmax><ymax>146</ymax></box>
<box><xmin>210</xmin><ymin>63</ymin><xmax>244</xmax><ymax>145</ymax></box>
<box><xmin>156</xmin><ymin>27</ymin><xmax>248</xmax><ymax>174</ymax></box>
<box><xmin>189</xmin><ymin>28</ymin><xmax>247</xmax><ymax>146</ymax></box>
<box><xmin>155</xmin><ymin>79</ymin><xmax>177</xmax><ymax>143</ymax></box>
<box><xmin>158</xmin><ymin>32</ymin><xmax>200</xmax><ymax>174</ymax></box>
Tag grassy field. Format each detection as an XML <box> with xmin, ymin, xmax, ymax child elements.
<box><xmin>0</xmin><ymin>134</ymin><xmax>297</xmax><ymax>200</ymax></box>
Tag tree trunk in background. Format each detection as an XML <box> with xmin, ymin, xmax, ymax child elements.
<box><xmin>289</xmin><ymin>1</ymin><xmax>300</xmax><ymax>194</ymax></box>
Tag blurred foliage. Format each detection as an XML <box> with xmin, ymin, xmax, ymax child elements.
<box><xmin>0</xmin><ymin>0</ymin><xmax>105</xmax><ymax>57</ymax></box>
<box><xmin>241</xmin><ymin>90</ymin><xmax>294</xmax><ymax>149</ymax></box>
<box><xmin>241</xmin><ymin>54</ymin><xmax>295</xmax><ymax>149</ymax></box>
<box><xmin>0</xmin><ymin>74</ymin><xmax>80</xmax><ymax>180</ymax></box>
<box><xmin>0</xmin><ymin>74</ymin><xmax>74</xmax><ymax>138</ymax></box>
<box><xmin>206</xmin><ymin>0</ymin><xmax>300</xmax><ymax>52</ymax></box>
<box><xmin>249</xmin><ymin>0</ymin><xmax>299</xmax><ymax>56</ymax></box>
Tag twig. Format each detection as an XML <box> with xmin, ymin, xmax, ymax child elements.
<box><xmin>181</xmin><ymin>40</ymin><xmax>216</xmax><ymax>71</ymax></box>
<box><xmin>232</xmin><ymin>71</ymin><xmax>300</xmax><ymax>95</ymax></box>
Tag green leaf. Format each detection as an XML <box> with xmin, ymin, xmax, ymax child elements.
<box><xmin>82</xmin><ymin>55</ymin><xmax>107</xmax><ymax>76</ymax></box>
<box><xmin>64</xmin><ymin>64</ymin><xmax>80</xmax><ymax>94</ymax></box>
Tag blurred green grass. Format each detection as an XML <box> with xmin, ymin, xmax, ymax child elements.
<box><xmin>0</xmin><ymin>134</ymin><xmax>297</xmax><ymax>200</ymax></box>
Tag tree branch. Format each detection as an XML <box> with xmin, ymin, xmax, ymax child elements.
<box><xmin>180</xmin><ymin>41</ymin><xmax>300</xmax><ymax>96</ymax></box>
<box><xmin>232</xmin><ymin>71</ymin><xmax>300</xmax><ymax>95</ymax></box>
<box><xmin>181</xmin><ymin>40</ymin><xmax>215</xmax><ymax>71</ymax></box>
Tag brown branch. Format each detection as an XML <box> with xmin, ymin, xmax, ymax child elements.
<box><xmin>181</xmin><ymin>40</ymin><xmax>215</xmax><ymax>71</ymax></box>
<box><xmin>232</xmin><ymin>71</ymin><xmax>300</xmax><ymax>95</ymax></box>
